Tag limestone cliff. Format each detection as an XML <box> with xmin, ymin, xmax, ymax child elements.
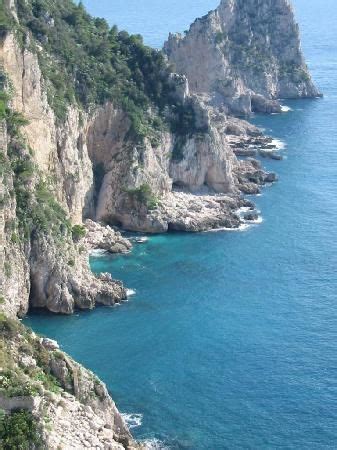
<box><xmin>0</xmin><ymin>29</ymin><xmax>269</xmax><ymax>239</ymax></box>
<box><xmin>164</xmin><ymin>0</ymin><xmax>321</xmax><ymax>115</ymax></box>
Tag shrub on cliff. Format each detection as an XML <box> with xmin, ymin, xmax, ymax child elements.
<box><xmin>0</xmin><ymin>410</ymin><xmax>40</xmax><ymax>449</ymax></box>
<box><xmin>0</xmin><ymin>0</ymin><xmax>13</xmax><ymax>37</ymax></box>
<box><xmin>125</xmin><ymin>184</ymin><xmax>159</xmax><ymax>210</ymax></box>
<box><xmin>72</xmin><ymin>224</ymin><xmax>86</xmax><ymax>242</ymax></box>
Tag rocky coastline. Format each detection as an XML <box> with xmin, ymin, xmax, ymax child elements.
<box><xmin>0</xmin><ymin>0</ymin><xmax>320</xmax><ymax>448</ymax></box>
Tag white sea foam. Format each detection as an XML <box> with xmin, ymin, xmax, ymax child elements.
<box><xmin>126</xmin><ymin>289</ymin><xmax>136</xmax><ymax>297</ymax></box>
<box><xmin>89</xmin><ymin>248</ymin><xmax>107</xmax><ymax>257</ymax></box>
<box><xmin>122</xmin><ymin>413</ymin><xmax>143</xmax><ymax>429</ymax></box>
<box><xmin>237</xmin><ymin>206</ymin><xmax>252</xmax><ymax>215</ymax></box>
<box><xmin>142</xmin><ymin>438</ymin><xmax>170</xmax><ymax>450</ymax></box>
<box><xmin>280</xmin><ymin>105</ymin><xmax>292</xmax><ymax>112</ymax></box>
<box><xmin>246</xmin><ymin>216</ymin><xmax>264</xmax><ymax>225</ymax></box>
<box><xmin>207</xmin><ymin>223</ymin><xmax>252</xmax><ymax>233</ymax></box>
<box><xmin>260</xmin><ymin>138</ymin><xmax>286</xmax><ymax>152</ymax></box>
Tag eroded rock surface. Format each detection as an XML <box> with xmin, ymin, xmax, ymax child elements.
<box><xmin>0</xmin><ymin>316</ymin><xmax>141</xmax><ymax>449</ymax></box>
<box><xmin>164</xmin><ymin>0</ymin><xmax>321</xmax><ymax>115</ymax></box>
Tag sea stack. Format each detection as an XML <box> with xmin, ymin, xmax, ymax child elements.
<box><xmin>164</xmin><ymin>0</ymin><xmax>321</xmax><ymax>115</ymax></box>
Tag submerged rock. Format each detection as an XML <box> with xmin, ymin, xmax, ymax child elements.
<box><xmin>244</xmin><ymin>212</ymin><xmax>259</xmax><ymax>222</ymax></box>
<box><xmin>259</xmin><ymin>150</ymin><xmax>284</xmax><ymax>161</ymax></box>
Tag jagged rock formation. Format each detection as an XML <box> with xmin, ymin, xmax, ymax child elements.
<box><xmin>84</xmin><ymin>220</ymin><xmax>132</xmax><ymax>254</ymax></box>
<box><xmin>0</xmin><ymin>315</ymin><xmax>141</xmax><ymax>449</ymax></box>
<box><xmin>164</xmin><ymin>0</ymin><xmax>321</xmax><ymax>115</ymax></box>
<box><xmin>0</xmin><ymin>28</ymin><xmax>272</xmax><ymax>240</ymax></box>
<box><xmin>0</xmin><ymin>112</ymin><xmax>128</xmax><ymax>317</ymax></box>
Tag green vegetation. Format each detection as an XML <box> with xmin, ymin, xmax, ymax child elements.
<box><xmin>0</xmin><ymin>369</ymin><xmax>40</xmax><ymax>397</ymax></box>
<box><xmin>5</xmin><ymin>0</ymin><xmax>200</xmax><ymax>143</ymax></box>
<box><xmin>0</xmin><ymin>79</ymin><xmax>71</xmax><ymax>241</ymax></box>
<box><xmin>215</xmin><ymin>31</ymin><xmax>225</xmax><ymax>44</ymax></box>
<box><xmin>0</xmin><ymin>312</ymin><xmax>21</xmax><ymax>337</ymax></box>
<box><xmin>0</xmin><ymin>0</ymin><xmax>207</xmax><ymax>145</ymax></box>
<box><xmin>125</xmin><ymin>183</ymin><xmax>159</xmax><ymax>210</ymax></box>
<box><xmin>0</xmin><ymin>410</ymin><xmax>40</xmax><ymax>449</ymax></box>
<box><xmin>32</xmin><ymin>371</ymin><xmax>61</xmax><ymax>394</ymax></box>
<box><xmin>0</xmin><ymin>0</ymin><xmax>13</xmax><ymax>37</ymax></box>
<box><xmin>3</xmin><ymin>262</ymin><xmax>11</xmax><ymax>278</ymax></box>
<box><xmin>72</xmin><ymin>224</ymin><xmax>86</xmax><ymax>242</ymax></box>
<box><xmin>13</xmin><ymin>175</ymin><xmax>71</xmax><ymax>240</ymax></box>
<box><xmin>279</xmin><ymin>62</ymin><xmax>310</xmax><ymax>82</ymax></box>
<box><xmin>0</xmin><ymin>314</ymin><xmax>63</xmax><ymax>399</ymax></box>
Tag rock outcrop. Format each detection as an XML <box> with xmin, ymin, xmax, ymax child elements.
<box><xmin>0</xmin><ymin>315</ymin><xmax>141</xmax><ymax>449</ymax></box>
<box><xmin>164</xmin><ymin>0</ymin><xmax>321</xmax><ymax>115</ymax></box>
<box><xmin>29</xmin><ymin>234</ymin><xmax>127</xmax><ymax>314</ymax></box>
<box><xmin>84</xmin><ymin>220</ymin><xmax>132</xmax><ymax>254</ymax></box>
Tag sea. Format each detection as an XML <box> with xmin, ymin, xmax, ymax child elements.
<box><xmin>25</xmin><ymin>0</ymin><xmax>337</xmax><ymax>448</ymax></box>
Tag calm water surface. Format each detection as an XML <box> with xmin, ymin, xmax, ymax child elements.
<box><xmin>25</xmin><ymin>1</ymin><xmax>337</xmax><ymax>448</ymax></box>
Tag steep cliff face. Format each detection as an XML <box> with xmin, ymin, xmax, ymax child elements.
<box><xmin>1</xmin><ymin>33</ymin><xmax>94</xmax><ymax>224</ymax></box>
<box><xmin>0</xmin><ymin>0</ymin><xmax>320</xmax><ymax>447</ymax></box>
<box><xmin>0</xmin><ymin>120</ymin><xmax>30</xmax><ymax>317</ymax></box>
<box><xmin>164</xmin><ymin>0</ymin><xmax>321</xmax><ymax>115</ymax></box>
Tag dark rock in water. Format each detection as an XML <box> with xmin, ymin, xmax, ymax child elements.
<box><xmin>247</xmin><ymin>170</ymin><xmax>266</xmax><ymax>184</ymax></box>
<box><xmin>238</xmin><ymin>183</ymin><xmax>261</xmax><ymax>195</ymax></box>
<box><xmin>234</xmin><ymin>148</ymin><xmax>258</xmax><ymax>157</ymax></box>
<box><xmin>251</xmin><ymin>94</ymin><xmax>282</xmax><ymax>114</ymax></box>
<box><xmin>270</xmin><ymin>153</ymin><xmax>283</xmax><ymax>161</ymax></box>
<box><xmin>240</xmin><ymin>199</ymin><xmax>255</xmax><ymax>210</ymax></box>
<box><xmin>244</xmin><ymin>212</ymin><xmax>259</xmax><ymax>221</ymax></box>
<box><xmin>259</xmin><ymin>150</ymin><xmax>283</xmax><ymax>160</ymax></box>
<box><xmin>247</xmin><ymin>158</ymin><xmax>262</xmax><ymax>169</ymax></box>
<box><xmin>264</xmin><ymin>172</ymin><xmax>278</xmax><ymax>183</ymax></box>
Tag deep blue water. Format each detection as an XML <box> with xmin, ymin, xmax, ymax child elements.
<box><xmin>25</xmin><ymin>1</ymin><xmax>337</xmax><ymax>448</ymax></box>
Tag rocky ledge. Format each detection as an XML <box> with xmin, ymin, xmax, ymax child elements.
<box><xmin>116</xmin><ymin>182</ymin><xmax>268</xmax><ymax>234</ymax></box>
<box><xmin>84</xmin><ymin>220</ymin><xmax>132</xmax><ymax>254</ymax></box>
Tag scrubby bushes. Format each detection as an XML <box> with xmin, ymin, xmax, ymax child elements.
<box><xmin>125</xmin><ymin>184</ymin><xmax>159</xmax><ymax>210</ymax></box>
<box><xmin>0</xmin><ymin>410</ymin><xmax>40</xmax><ymax>449</ymax></box>
<box><xmin>71</xmin><ymin>224</ymin><xmax>86</xmax><ymax>242</ymax></box>
<box><xmin>0</xmin><ymin>0</ymin><xmax>13</xmax><ymax>37</ymax></box>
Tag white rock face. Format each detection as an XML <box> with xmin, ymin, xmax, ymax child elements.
<box><xmin>84</xmin><ymin>219</ymin><xmax>132</xmax><ymax>254</ymax></box>
<box><xmin>0</xmin><ymin>34</ymin><xmax>94</xmax><ymax>224</ymax></box>
<box><xmin>164</xmin><ymin>0</ymin><xmax>321</xmax><ymax>115</ymax></box>
<box><xmin>169</xmin><ymin>99</ymin><xmax>237</xmax><ymax>193</ymax></box>
<box><xmin>0</xmin><ymin>120</ymin><xmax>30</xmax><ymax>317</ymax></box>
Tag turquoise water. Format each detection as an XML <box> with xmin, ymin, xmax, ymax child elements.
<box><xmin>25</xmin><ymin>1</ymin><xmax>337</xmax><ymax>448</ymax></box>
